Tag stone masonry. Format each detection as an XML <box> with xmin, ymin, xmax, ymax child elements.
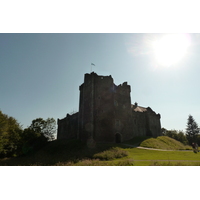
<box><xmin>57</xmin><ymin>72</ymin><xmax>161</xmax><ymax>143</ymax></box>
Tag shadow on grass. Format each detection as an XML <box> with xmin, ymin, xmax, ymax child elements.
<box><xmin>0</xmin><ymin>139</ymin><xmax>126</xmax><ymax>166</ymax></box>
<box><xmin>123</xmin><ymin>136</ymin><xmax>151</xmax><ymax>147</ymax></box>
<box><xmin>0</xmin><ymin>136</ymin><xmax>155</xmax><ymax>166</ymax></box>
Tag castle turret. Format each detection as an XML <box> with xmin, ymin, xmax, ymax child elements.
<box><xmin>79</xmin><ymin>72</ymin><xmax>115</xmax><ymax>143</ymax></box>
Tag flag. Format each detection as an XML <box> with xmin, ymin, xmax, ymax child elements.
<box><xmin>91</xmin><ymin>63</ymin><xmax>95</xmax><ymax>66</ymax></box>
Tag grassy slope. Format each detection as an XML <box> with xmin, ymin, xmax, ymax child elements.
<box><xmin>140</xmin><ymin>136</ymin><xmax>192</xmax><ymax>150</ymax></box>
<box><xmin>0</xmin><ymin>136</ymin><xmax>199</xmax><ymax>166</ymax></box>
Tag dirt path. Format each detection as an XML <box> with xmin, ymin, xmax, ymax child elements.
<box><xmin>122</xmin><ymin>143</ymin><xmax>193</xmax><ymax>151</ymax></box>
<box><xmin>121</xmin><ymin>143</ymin><xmax>200</xmax><ymax>164</ymax></box>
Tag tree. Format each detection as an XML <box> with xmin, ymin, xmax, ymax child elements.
<box><xmin>42</xmin><ymin>118</ymin><xmax>56</xmax><ymax>141</ymax></box>
<box><xmin>186</xmin><ymin>115</ymin><xmax>199</xmax><ymax>144</ymax></box>
<box><xmin>161</xmin><ymin>127</ymin><xmax>167</xmax><ymax>135</ymax></box>
<box><xmin>163</xmin><ymin>129</ymin><xmax>188</xmax><ymax>144</ymax></box>
<box><xmin>29</xmin><ymin>118</ymin><xmax>56</xmax><ymax>141</ymax></box>
<box><xmin>177</xmin><ymin>131</ymin><xmax>188</xmax><ymax>145</ymax></box>
<box><xmin>165</xmin><ymin>129</ymin><xmax>178</xmax><ymax>140</ymax></box>
<box><xmin>0</xmin><ymin>111</ymin><xmax>56</xmax><ymax>157</ymax></box>
<box><xmin>21</xmin><ymin>127</ymin><xmax>47</xmax><ymax>155</ymax></box>
<box><xmin>0</xmin><ymin>110</ymin><xmax>23</xmax><ymax>157</ymax></box>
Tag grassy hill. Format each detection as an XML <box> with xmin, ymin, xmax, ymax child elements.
<box><xmin>140</xmin><ymin>136</ymin><xmax>192</xmax><ymax>150</ymax></box>
<box><xmin>0</xmin><ymin>136</ymin><xmax>198</xmax><ymax>166</ymax></box>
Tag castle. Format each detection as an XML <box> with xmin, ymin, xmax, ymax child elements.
<box><xmin>57</xmin><ymin>72</ymin><xmax>161</xmax><ymax>145</ymax></box>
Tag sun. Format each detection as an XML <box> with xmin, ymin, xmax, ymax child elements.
<box><xmin>152</xmin><ymin>34</ymin><xmax>190</xmax><ymax>67</ymax></box>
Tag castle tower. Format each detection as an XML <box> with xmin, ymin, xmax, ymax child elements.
<box><xmin>78</xmin><ymin>72</ymin><xmax>133</xmax><ymax>143</ymax></box>
<box><xmin>113</xmin><ymin>82</ymin><xmax>133</xmax><ymax>142</ymax></box>
<box><xmin>79</xmin><ymin>72</ymin><xmax>116</xmax><ymax>142</ymax></box>
<box><xmin>57</xmin><ymin>72</ymin><xmax>162</xmax><ymax>143</ymax></box>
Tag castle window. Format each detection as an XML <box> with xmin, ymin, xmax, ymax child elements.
<box><xmin>101</xmin><ymin>77</ymin><xmax>104</xmax><ymax>79</ymax></box>
<box><xmin>114</xmin><ymin>100</ymin><xmax>118</xmax><ymax>106</ymax></box>
<box><xmin>123</xmin><ymin>105</ymin><xmax>126</xmax><ymax>109</ymax></box>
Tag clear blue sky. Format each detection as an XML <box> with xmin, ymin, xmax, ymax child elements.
<box><xmin>2</xmin><ymin>0</ymin><xmax>200</xmax><ymax>196</ymax></box>
<box><xmin>1</xmin><ymin>33</ymin><xmax>200</xmax><ymax>131</ymax></box>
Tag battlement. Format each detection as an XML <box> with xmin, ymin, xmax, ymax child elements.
<box><xmin>58</xmin><ymin>71</ymin><xmax>161</xmax><ymax>142</ymax></box>
<box><xmin>85</xmin><ymin>72</ymin><xmax>113</xmax><ymax>83</ymax></box>
<box><xmin>115</xmin><ymin>82</ymin><xmax>131</xmax><ymax>94</ymax></box>
<box><xmin>79</xmin><ymin>72</ymin><xmax>114</xmax><ymax>90</ymax></box>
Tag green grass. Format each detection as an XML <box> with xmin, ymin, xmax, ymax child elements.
<box><xmin>140</xmin><ymin>136</ymin><xmax>192</xmax><ymax>150</ymax></box>
<box><xmin>125</xmin><ymin>147</ymin><xmax>199</xmax><ymax>160</ymax></box>
<box><xmin>150</xmin><ymin>161</ymin><xmax>200</xmax><ymax>166</ymax></box>
<box><xmin>52</xmin><ymin>146</ymin><xmax>200</xmax><ymax>166</ymax></box>
<box><xmin>0</xmin><ymin>136</ymin><xmax>199</xmax><ymax>166</ymax></box>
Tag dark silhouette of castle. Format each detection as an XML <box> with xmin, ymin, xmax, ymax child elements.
<box><xmin>57</xmin><ymin>72</ymin><xmax>161</xmax><ymax>144</ymax></box>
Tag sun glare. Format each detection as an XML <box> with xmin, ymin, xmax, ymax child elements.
<box><xmin>153</xmin><ymin>34</ymin><xmax>190</xmax><ymax>67</ymax></box>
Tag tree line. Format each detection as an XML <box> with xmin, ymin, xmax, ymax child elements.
<box><xmin>162</xmin><ymin>114</ymin><xmax>200</xmax><ymax>146</ymax></box>
<box><xmin>0</xmin><ymin>110</ymin><xmax>56</xmax><ymax>158</ymax></box>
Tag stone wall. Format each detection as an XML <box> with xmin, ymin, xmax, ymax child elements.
<box><xmin>146</xmin><ymin>107</ymin><xmax>161</xmax><ymax>137</ymax></box>
<box><xmin>57</xmin><ymin>113</ymin><xmax>78</xmax><ymax>140</ymax></box>
<box><xmin>79</xmin><ymin>72</ymin><xmax>115</xmax><ymax>142</ymax></box>
<box><xmin>57</xmin><ymin>72</ymin><xmax>162</xmax><ymax>143</ymax></box>
<box><xmin>113</xmin><ymin>82</ymin><xmax>133</xmax><ymax>142</ymax></box>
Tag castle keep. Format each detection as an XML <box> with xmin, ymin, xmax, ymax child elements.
<box><xmin>57</xmin><ymin>72</ymin><xmax>161</xmax><ymax>143</ymax></box>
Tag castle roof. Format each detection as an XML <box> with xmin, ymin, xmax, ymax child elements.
<box><xmin>131</xmin><ymin>105</ymin><xmax>147</xmax><ymax>112</ymax></box>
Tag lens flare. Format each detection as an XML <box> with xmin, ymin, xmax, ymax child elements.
<box><xmin>153</xmin><ymin>34</ymin><xmax>190</xmax><ymax>66</ymax></box>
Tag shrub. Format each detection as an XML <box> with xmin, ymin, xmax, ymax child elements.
<box><xmin>93</xmin><ymin>147</ymin><xmax>128</xmax><ymax>160</ymax></box>
<box><xmin>55</xmin><ymin>159</ymin><xmax>111</xmax><ymax>166</ymax></box>
<box><xmin>116</xmin><ymin>159</ymin><xmax>134</xmax><ymax>166</ymax></box>
<box><xmin>55</xmin><ymin>159</ymin><xmax>134</xmax><ymax>166</ymax></box>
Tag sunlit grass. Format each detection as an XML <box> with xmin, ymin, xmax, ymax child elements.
<box><xmin>0</xmin><ymin>136</ymin><xmax>199</xmax><ymax>166</ymax></box>
<box><xmin>140</xmin><ymin>136</ymin><xmax>192</xmax><ymax>150</ymax></box>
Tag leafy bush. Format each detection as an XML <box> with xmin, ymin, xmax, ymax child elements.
<box><xmin>93</xmin><ymin>147</ymin><xmax>128</xmax><ymax>160</ymax></box>
<box><xmin>55</xmin><ymin>159</ymin><xmax>103</xmax><ymax>166</ymax></box>
<box><xmin>55</xmin><ymin>159</ymin><xmax>134</xmax><ymax>166</ymax></box>
<box><xmin>116</xmin><ymin>159</ymin><xmax>134</xmax><ymax>166</ymax></box>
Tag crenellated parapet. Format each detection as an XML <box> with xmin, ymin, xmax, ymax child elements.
<box><xmin>57</xmin><ymin>71</ymin><xmax>162</xmax><ymax>143</ymax></box>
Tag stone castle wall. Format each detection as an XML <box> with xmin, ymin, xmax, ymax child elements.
<box><xmin>57</xmin><ymin>113</ymin><xmax>78</xmax><ymax>140</ymax></box>
<box><xmin>57</xmin><ymin>72</ymin><xmax>161</xmax><ymax>142</ymax></box>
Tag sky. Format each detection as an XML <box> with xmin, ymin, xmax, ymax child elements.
<box><xmin>1</xmin><ymin>33</ymin><xmax>200</xmax><ymax>131</ymax></box>
<box><xmin>2</xmin><ymin>0</ymin><xmax>200</xmax><ymax>197</ymax></box>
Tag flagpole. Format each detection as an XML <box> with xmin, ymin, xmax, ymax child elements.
<box><xmin>91</xmin><ymin>63</ymin><xmax>95</xmax><ymax>73</ymax></box>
